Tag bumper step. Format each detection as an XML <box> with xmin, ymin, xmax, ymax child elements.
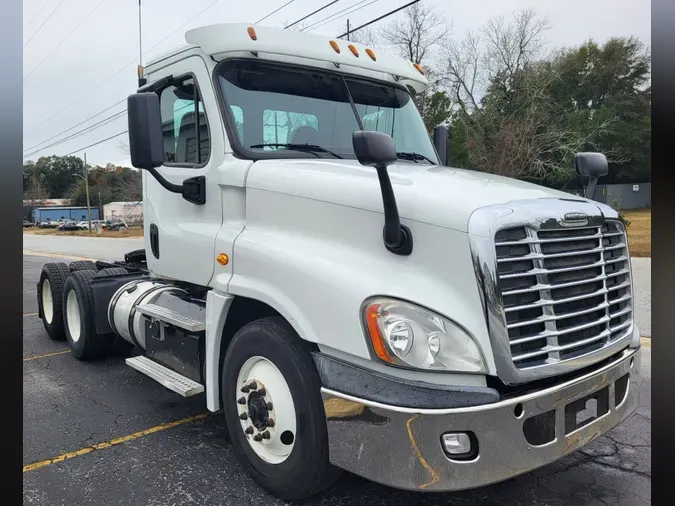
<box><xmin>126</xmin><ymin>356</ymin><xmax>204</xmax><ymax>397</ymax></box>
<box><xmin>136</xmin><ymin>303</ymin><xmax>206</xmax><ymax>332</ymax></box>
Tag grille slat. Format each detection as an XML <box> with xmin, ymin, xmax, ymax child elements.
<box><xmin>496</xmin><ymin>220</ymin><xmax>633</xmax><ymax>371</ymax></box>
<box><xmin>507</xmin><ymin>301</ymin><xmax>609</xmax><ymax>329</ymax></box>
<box><xmin>512</xmin><ymin>330</ymin><xmax>611</xmax><ymax>363</ymax></box>
<box><xmin>501</xmin><ymin>273</ymin><xmax>608</xmax><ymax>296</ymax></box>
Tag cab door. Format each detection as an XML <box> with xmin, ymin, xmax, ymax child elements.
<box><xmin>143</xmin><ymin>56</ymin><xmax>225</xmax><ymax>286</ymax></box>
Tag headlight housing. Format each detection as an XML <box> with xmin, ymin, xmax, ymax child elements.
<box><xmin>362</xmin><ymin>298</ymin><xmax>486</xmax><ymax>373</ymax></box>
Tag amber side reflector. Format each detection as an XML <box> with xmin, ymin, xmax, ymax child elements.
<box><xmin>348</xmin><ymin>44</ymin><xmax>359</xmax><ymax>57</ymax></box>
<box><xmin>329</xmin><ymin>40</ymin><xmax>340</xmax><ymax>53</ymax></box>
<box><xmin>413</xmin><ymin>63</ymin><xmax>424</xmax><ymax>75</ymax></box>
<box><xmin>365</xmin><ymin>303</ymin><xmax>393</xmax><ymax>363</ymax></box>
<box><xmin>216</xmin><ymin>253</ymin><xmax>229</xmax><ymax>266</ymax></box>
<box><xmin>365</xmin><ymin>48</ymin><xmax>376</xmax><ymax>61</ymax></box>
<box><xmin>247</xmin><ymin>27</ymin><xmax>257</xmax><ymax>40</ymax></box>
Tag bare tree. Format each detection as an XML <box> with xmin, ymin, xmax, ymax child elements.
<box><xmin>380</xmin><ymin>2</ymin><xmax>448</xmax><ymax>64</ymax></box>
<box><xmin>440</xmin><ymin>9</ymin><xmax>549</xmax><ymax>114</ymax></box>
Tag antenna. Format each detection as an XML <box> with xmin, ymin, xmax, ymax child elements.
<box><xmin>138</xmin><ymin>0</ymin><xmax>146</xmax><ymax>87</ymax></box>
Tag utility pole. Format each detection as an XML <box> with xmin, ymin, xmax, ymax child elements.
<box><xmin>84</xmin><ymin>153</ymin><xmax>92</xmax><ymax>232</ymax></box>
<box><xmin>98</xmin><ymin>191</ymin><xmax>102</xmax><ymax>220</ymax></box>
<box><xmin>346</xmin><ymin>19</ymin><xmax>350</xmax><ymax>41</ymax></box>
<box><xmin>137</xmin><ymin>0</ymin><xmax>146</xmax><ymax>87</ymax></box>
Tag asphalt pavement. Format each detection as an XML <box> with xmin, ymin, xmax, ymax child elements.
<box><xmin>23</xmin><ymin>253</ymin><xmax>651</xmax><ymax>505</ymax></box>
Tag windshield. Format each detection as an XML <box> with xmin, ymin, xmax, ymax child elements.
<box><xmin>216</xmin><ymin>59</ymin><xmax>438</xmax><ymax>164</ymax></box>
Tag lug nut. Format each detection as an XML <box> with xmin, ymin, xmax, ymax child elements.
<box><xmin>241</xmin><ymin>386</ymin><xmax>250</xmax><ymax>393</ymax></box>
<box><xmin>239</xmin><ymin>413</ymin><xmax>248</xmax><ymax>420</ymax></box>
<box><xmin>253</xmin><ymin>434</ymin><xmax>263</xmax><ymax>442</ymax></box>
<box><xmin>249</xmin><ymin>381</ymin><xmax>257</xmax><ymax>390</ymax></box>
<box><xmin>266</xmin><ymin>402</ymin><xmax>273</xmax><ymax>410</ymax></box>
<box><xmin>267</xmin><ymin>419</ymin><xmax>275</xmax><ymax>427</ymax></box>
<box><xmin>258</xmin><ymin>387</ymin><xmax>266</xmax><ymax>396</ymax></box>
<box><xmin>237</xmin><ymin>397</ymin><xmax>246</xmax><ymax>405</ymax></box>
<box><xmin>245</xmin><ymin>426</ymin><xmax>254</xmax><ymax>434</ymax></box>
<box><xmin>262</xmin><ymin>431</ymin><xmax>271</xmax><ymax>440</ymax></box>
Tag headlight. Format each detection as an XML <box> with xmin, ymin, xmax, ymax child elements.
<box><xmin>362</xmin><ymin>298</ymin><xmax>486</xmax><ymax>373</ymax></box>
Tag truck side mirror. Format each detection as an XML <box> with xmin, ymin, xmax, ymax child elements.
<box><xmin>127</xmin><ymin>93</ymin><xmax>164</xmax><ymax>170</ymax></box>
<box><xmin>352</xmin><ymin>130</ymin><xmax>412</xmax><ymax>256</ymax></box>
<box><xmin>433</xmin><ymin>124</ymin><xmax>449</xmax><ymax>166</ymax></box>
<box><xmin>575</xmin><ymin>152</ymin><xmax>608</xmax><ymax>200</ymax></box>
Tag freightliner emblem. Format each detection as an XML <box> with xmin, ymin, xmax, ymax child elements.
<box><xmin>560</xmin><ymin>212</ymin><xmax>588</xmax><ymax>226</ymax></box>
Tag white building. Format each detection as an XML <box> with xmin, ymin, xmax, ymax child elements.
<box><xmin>103</xmin><ymin>201</ymin><xmax>143</xmax><ymax>225</ymax></box>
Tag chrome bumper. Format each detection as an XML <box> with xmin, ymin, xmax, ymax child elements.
<box><xmin>321</xmin><ymin>346</ymin><xmax>640</xmax><ymax>492</ymax></box>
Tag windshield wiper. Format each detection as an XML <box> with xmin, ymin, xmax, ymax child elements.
<box><xmin>250</xmin><ymin>143</ymin><xmax>343</xmax><ymax>159</ymax></box>
<box><xmin>396</xmin><ymin>151</ymin><xmax>436</xmax><ymax>164</ymax></box>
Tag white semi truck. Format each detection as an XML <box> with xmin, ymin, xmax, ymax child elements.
<box><xmin>36</xmin><ymin>23</ymin><xmax>641</xmax><ymax>501</ymax></box>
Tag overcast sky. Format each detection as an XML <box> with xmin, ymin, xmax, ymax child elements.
<box><xmin>22</xmin><ymin>0</ymin><xmax>651</xmax><ymax>168</ymax></box>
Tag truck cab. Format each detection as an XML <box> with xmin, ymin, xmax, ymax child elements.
<box><xmin>36</xmin><ymin>23</ymin><xmax>641</xmax><ymax>501</ymax></box>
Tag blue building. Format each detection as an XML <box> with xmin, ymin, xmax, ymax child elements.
<box><xmin>32</xmin><ymin>207</ymin><xmax>100</xmax><ymax>224</ymax></box>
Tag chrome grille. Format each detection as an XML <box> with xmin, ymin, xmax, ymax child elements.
<box><xmin>495</xmin><ymin>221</ymin><xmax>632</xmax><ymax>370</ymax></box>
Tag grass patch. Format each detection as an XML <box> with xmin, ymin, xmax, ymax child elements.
<box><xmin>23</xmin><ymin>226</ymin><xmax>143</xmax><ymax>238</ymax></box>
<box><xmin>622</xmin><ymin>209</ymin><xmax>651</xmax><ymax>257</ymax></box>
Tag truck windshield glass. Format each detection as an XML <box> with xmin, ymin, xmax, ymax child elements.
<box><xmin>216</xmin><ymin>60</ymin><xmax>438</xmax><ymax>164</ymax></box>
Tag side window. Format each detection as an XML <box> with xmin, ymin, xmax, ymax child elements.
<box><xmin>262</xmin><ymin>110</ymin><xmax>318</xmax><ymax>149</ymax></box>
<box><xmin>159</xmin><ymin>77</ymin><xmax>211</xmax><ymax>165</ymax></box>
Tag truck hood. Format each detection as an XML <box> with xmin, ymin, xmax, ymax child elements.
<box><xmin>245</xmin><ymin>159</ymin><xmax>585</xmax><ymax>232</ymax></box>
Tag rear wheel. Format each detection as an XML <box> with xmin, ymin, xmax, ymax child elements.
<box><xmin>63</xmin><ymin>270</ymin><xmax>115</xmax><ymax>360</ymax></box>
<box><xmin>222</xmin><ymin>316</ymin><xmax>341</xmax><ymax>501</ymax></box>
<box><xmin>38</xmin><ymin>263</ymin><xmax>70</xmax><ymax>341</ymax></box>
<box><xmin>69</xmin><ymin>260</ymin><xmax>97</xmax><ymax>272</ymax></box>
<box><xmin>94</xmin><ymin>267</ymin><xmax>129</xmax><ymax>278</ymax></box>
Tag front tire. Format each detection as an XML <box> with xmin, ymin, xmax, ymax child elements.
<box><xmin>63</xmin><ymin>270</ymin><xmax>115</xmax><ymax>360</ymax></box>
<box><xmin>222</xmin><ymin>316</ymin><xmax>341</xmax><ymax>501</ymax></box>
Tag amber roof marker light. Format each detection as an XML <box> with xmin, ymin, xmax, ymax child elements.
<box><xmin>365</xmin><ymin>48</ymin><xmax>376</xmax><ymax>61</ymax></box>
<box><xmin>413</xmin><ymin>63</ymin><xmax>424</xmax><ymax>75</ymax></box>
<box><xmin>348</xmin><ymin>44</ymin><xmax>359</xmax><ymax>57</ymax></box>
<box><xmin>247</xmin><ymin>26</ymin><xmax>257</xmax><ymax>40</ymax></box>
<box><xmin>329</xmin><ymin>40</ymin><xmax>341</xmax><ymax>53</ymax></box>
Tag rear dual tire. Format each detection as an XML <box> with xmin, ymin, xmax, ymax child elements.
<box><xmin>63</xmin><ymin>270</ymin><xmax>117</xmax><ymax>360</ymax></box>
<box><xmin>38</xmin><ymin>263</ymin><xmax>70</xmax><ymax>341</ymax></box>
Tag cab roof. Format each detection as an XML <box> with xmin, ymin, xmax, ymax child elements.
<box><xmin>145</xmin><ymin>23</ymin><xmax>429</xmax><ymax>91</ymax></box>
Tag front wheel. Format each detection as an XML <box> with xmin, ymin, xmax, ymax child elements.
<box><xmin>222</xmin><ymin>316</ymin><xmax>341</xmax><ymax>501</ymax></box>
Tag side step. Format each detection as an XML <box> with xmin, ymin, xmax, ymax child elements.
<box><xmin>136</xmin><ymin>303</ymin><xmax>206</xmax><ymax>332</ymax></box>
<box><xmin>126</xmin><ymin>356</ymin><xmax>204</xmax><ymax>397</ymax></box>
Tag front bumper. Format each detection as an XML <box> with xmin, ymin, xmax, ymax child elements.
<box><xmin>321</xmin><ymin>346</ymin><xmax>641</xmax><ymax>492</ymax></box>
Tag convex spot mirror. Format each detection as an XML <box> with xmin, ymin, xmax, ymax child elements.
<box><xmin>127</xmin><ymin>93</ymin><xmax>164</xmax><ymax>170</ymax></box>
<box><xmin>574</xmin><ymin>152</ymin><xmax>609</xmax><ymax>179</ymax></box>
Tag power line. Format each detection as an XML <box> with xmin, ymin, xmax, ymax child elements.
<box><xmin>24</xmin><ymin>110</ymin><xmax>127</xmax><ymax>159</ymax></box>
<box><xmin>25</xmin><ymin>0</ymin><xmax>109</xmax><ymax>79</ymax></box>
<box><xmin>28</xmin><ymin>0</ymin><xmax>225</xmax><ymax>132</ymax></box>
<box><xmin>24</xmin><ymin>0</ymin><xmax>68</xmax><ymax>48</ymax></box>
<box><xmin>336</xmin><ymin>0</ymin><xmax>419</xmax><ymax>38</ymax></box>
<box><xmin>256</xmin><ymin>0</ymin><xmax>295</xmax><ymax>24</ymax></box>
<box><xmin>302</xmin><ymin>0</ymin><xmax>369</xmax><ymax>32</ymax></box>
<box><xmin>24</xmin><ymin>98</ymin><xmax>126</xmax><ymax>153</ymax></box>
<box><xmin>63</xmin><ymin>131</ymin><xmax>129</xmax><ymax>157</ymax></box>
<box><xmin>26</xmin><ymin>0</ymin><xmax>51</xmax><ymax>30</ymax></box>
<box><xmin>284</xmin><ymin>0</ymin><xmax>341</xmax><ymax>30</ymax></box>
<box><xmin>310</xmin><ymin>0</ymin><xmax>380</xmax><ymax>33</ymax></box>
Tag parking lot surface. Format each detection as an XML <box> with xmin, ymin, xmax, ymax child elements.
<box><xmin>23</xmin><ymin>254</ymin><xmax>651</xmax><ymax>505</ymax></box>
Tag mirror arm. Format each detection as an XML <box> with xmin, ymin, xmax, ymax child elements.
<box><xmin>374</xmin><ymin>164</ymin><xmax>413</xmax><ymax>256</ymax></box>
<box><xmin>146</xmin><ymin>167</ymin><xmax>183</xmax><ymax>193</ymax></box>
<box><xmin>584</xmin><ymin>176</ymin><xmax>599</xmax><ymax>200</ymax></box>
